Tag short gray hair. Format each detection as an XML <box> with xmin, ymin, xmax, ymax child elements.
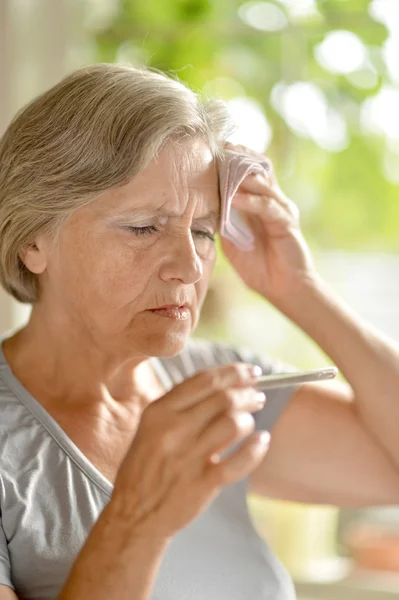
<box><xmin>0</xmin><ymin>63</ymin><xmax>234</xmax><ymax>303</ymax></box>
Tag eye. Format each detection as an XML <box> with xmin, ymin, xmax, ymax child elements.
<box><xmin>126</xmin><ymin>225</ymin><xmax>159</xmax><ymax>236</ymax></box>
<box><xmin>192</xmin><ymin>230</ymin><xmax>215</xmax><ymax>242</ymax></box>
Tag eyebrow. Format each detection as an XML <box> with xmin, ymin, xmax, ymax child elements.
<box><xmin>193</xmin><ymin>211</ymin><xmax>220</xmax><ymax>229</ymax></box>
<box><xmin>115</xmin><ymin>208</ymin><xmax>220</xmax><ymax>228</ymax></box>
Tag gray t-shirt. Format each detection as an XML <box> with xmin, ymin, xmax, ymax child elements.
<box><xmin>0</xmin><ymin>336</ymin><xmax>297</xmax><ymax>600</ymax></box>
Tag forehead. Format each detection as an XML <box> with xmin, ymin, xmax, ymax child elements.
<box><xmin>99</xmin><ymin>139</ymin><xmax>220</xmax><ymax>218</ymax></box>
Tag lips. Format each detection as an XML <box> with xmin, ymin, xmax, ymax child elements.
<box><xmin>148</xmin><ymin>305</ymin><xmax>191</xmax><ymax>320</ymax></box>
<box><xmin>149</xmin><ymin>304</ymin><xmax>189</xmax><ymax>311</ymax></box>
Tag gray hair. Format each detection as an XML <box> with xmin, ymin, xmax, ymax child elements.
<box><xmin>0</xmin><ymin>63</ymin><xmax>234</xmax><ymax>303</ymax></box>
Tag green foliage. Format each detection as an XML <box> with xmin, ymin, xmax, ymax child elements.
<box><xmin>92</xmin><ymin>0</ymin><xmax>399</xmax><ymax>250</ymax></box>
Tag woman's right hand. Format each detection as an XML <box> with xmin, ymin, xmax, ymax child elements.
<box><xmin>111</xmin><ymin>363</ymin><xmax>270</xmax><ymax>540</ymax></box>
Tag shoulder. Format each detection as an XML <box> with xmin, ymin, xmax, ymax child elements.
<box><xmin>0</xmin><ymin>373</ymin><xmax>23</xmax><ymax>435</ymax></box>
<box><xmin>0</xmin><ymin>370</ymin><xmax>45</xmax><ymax>482</ymax></box>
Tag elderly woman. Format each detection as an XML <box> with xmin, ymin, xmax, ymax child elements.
<box><xmin>0</xmin><ymin>64</ymin><xmax>399</xmax><ymax>600</ymax></box>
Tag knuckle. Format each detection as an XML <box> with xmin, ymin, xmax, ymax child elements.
<box><xmin>226</xmin><ymin>412</ymin><xmax>255</xmax><ymax>438</ymax></box>
<box><xmin>200</xmin><ymin>363</ymin><xmax>253</xmax><ymax>392</ymax></box>
<box><xmin>233</xmin><ymin>363</ymin><xmax>252</xmax><ymax>385</ymax></box>
<box><xmin>154</xmin><ymin>427</ymin><xmax>179</xmax><ymax>456</ymax></box>
<box><xmin>248</xmin><ymin>194</ymin><xmax>262</xmax><ymax>210</ymax></box>
<box><xmin>141</xmin><ymin>403</ymin><xmax>158</xmax><ymax>426</ymax></box>
<box><xmin>205</xmin><ymin>459</ymin><xmax>229</xmax><ymax>485</ymax></box>
<box><xmin>225</xmin><ymin>414</ymin><xmax>242</xmax><ymax>438</ymax></box>
<box><xmin>142</xmin><ymin>401</ymin><xmax>169</xmax><ymax>430</ymax></box>
<box><xmin>210</xmin><ymin>467</ymin><xmax>228</xmax><ymax>487</ymax></box>
<box><xmin>218</xmin><ymin>389</ymin><xmax>236</xmax><ymax>411</ymax></box>
<box><xmin>247</xmin><ymin>414</ymin><xmax>256</xmax><ymax>434</ymax></box>
<box><xmin>201</xmin><ymin>369</ymin><xmax>224</xmax><ymax>391</ymax></box>
<box><xmin>290</xmin><ymin>203</ymin><xmax>300</xmax><ymax>220</ymax></box>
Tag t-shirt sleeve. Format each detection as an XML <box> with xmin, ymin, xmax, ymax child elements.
<box><xmin>0</xmin><ymin>515</ymin><xmax>13</xmax><ymax>590</ymax></box>
<box><xmin>184</xmin><ymin>338</ymin><xmax>299</xmax><ymax>432</ymax></box>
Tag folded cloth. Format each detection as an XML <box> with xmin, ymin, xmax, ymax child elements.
<box><xmin>217</xmin><ymin>148</ymin><xmax>271</xmax><ymax>251</ymax></box>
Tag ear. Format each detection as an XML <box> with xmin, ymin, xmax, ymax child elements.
<box><xmin>19</xmin><ymin>237</ymin><xmax>48</xmax><ymax>274</ymax></box>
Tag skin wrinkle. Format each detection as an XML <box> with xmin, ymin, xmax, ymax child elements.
<box><xmin>5</xmin><ymin>139</ymin><xmax>220</xmax><ymax>413</ymax></box>
<box><xmin>103</xmin><ymin>211</ymin><xmax>219</xmax><ymax>234</ymax></box>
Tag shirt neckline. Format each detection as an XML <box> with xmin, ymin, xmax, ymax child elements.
<box><xmin>0</xmin><ymin>334</ymin><xmax>175</xmax><ymax>497</ymax></box>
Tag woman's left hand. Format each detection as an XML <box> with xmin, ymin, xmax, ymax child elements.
<box><xmin>221</xmin><ymin>144</ymin><xmax>317</xmax><ymax>304</ymax></box>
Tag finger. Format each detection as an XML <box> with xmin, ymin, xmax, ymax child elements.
<box><xmin>237</xmin><ymin>179</ymin><xmax>294</xmax><ymax>215</ymax></box>
<box><xmin>164</xmin><ymin>363</ymin><xmax>262</xmax><ymax>411</ymax></box>
<box><xmin>205</xmin><ymin>431</ymin><xmax>270</xmax><ymax>486</ymax></box>
<box><xmin>188</xmin><ymin>387</ymin><xmax>266</xmax><ymax>432</ymax></box>
<box><xmin>232</xmin><ymin>193</ymin><xmax>294</xmax><ymax>225</ymax></box>
<box><xmin>141</xmin><ymin>388</ymin><xmax>265</xmax><ymax>470</ymax></box>
<box><xmin>238</xmin><ymin>172</ymin><xmax>273</xmax><ymax>197</ymax></box>
<box><xmin>195</xmin><ymin>409</ymin><xmax>257</xmax><ymax>460</ymax></box>
<box><xmin>238</xmin><ymin>174</ymin><xmax>289</xmax><ymax>207</ymax></box>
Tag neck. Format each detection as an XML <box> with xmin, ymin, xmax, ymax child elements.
<box><xmin>3</xmin><ymin>307</ymin><xmax>164</xmax><ymax>410</ymax></box>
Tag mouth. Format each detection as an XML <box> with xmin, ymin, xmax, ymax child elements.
<box><xmin>149</xmin><ymin>304</ymin><xmax>188</xmax><ymax>310</ymax></box>
<box><xmin>147</xmin><ymin>305</ymin><xmax>190</xmax><ymax>320</ymax></box>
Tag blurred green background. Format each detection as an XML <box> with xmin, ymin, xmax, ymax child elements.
<box><xmin>1</xmin><ymin>0</ymin><xmax>399</xmax><ymax>590</ymax></box>
<box><xmin>90</xmin><ymin>0</ymin><xmax>399</xmax><ymax>583</ymax></box>
<box><xmin>93</xmin><ymin>0</ymin><xmax>399</xmax><ymax>251</ymax></box>
<box><xmin>86</xmin><ymin>0</ymin><xmax>399</xmax><ymax>372</ymax></box>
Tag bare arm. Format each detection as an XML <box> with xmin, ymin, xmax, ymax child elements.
<box><xmin>250</xmin><ymin>381</ymin><xmax>399</xmax><ymax>506</ymax></box>
<box><xmin>2</xmin><ymin>364</ymin><xmax>267</xmax><ymax>600</ymax></box>
<box><xmin>278</xmin><ymin>277</ymin><xmax>399</xmax><ymax>473</ymax></box>
<box><xmin>57</xmin><ymin>500</ymin><xmax>169</xmax><ymax>600</ymax></box>
<box><xmin>58</xmin><ymin>364</ymin><xmax>269</xmax><ymax>600</ymax></box>
<box><xmin>0</xmin><ymin>508</ymin><xmax>168</xmax><ymax>600</ymax></box>
<box><xmin>0</xmin><ymin>586</ymin><xmax>18</xmax><ymax>600</ymax></box>
<box><xmin>222</xmin><ymin>147</ymin><xmax>399</xmax><ymax>493</ymax></box>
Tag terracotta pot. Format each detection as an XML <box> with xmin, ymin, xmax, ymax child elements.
<box><xmin>346</xmin><ymin>526</ymin><xmax>399</xmax><ymax>572</ymax></box>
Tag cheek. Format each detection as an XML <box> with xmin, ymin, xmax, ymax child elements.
<box><xmin>56</xmin><ymin>231</ymin><xmax>156</xmax><ymax>307</ymax></box>
<box><xmin>89</xmin><ymin>246</ymin><xmax>156</xmax><ymax>303</ymax></box>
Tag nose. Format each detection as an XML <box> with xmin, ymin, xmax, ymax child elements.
<box><xmin>158</xmin><ymin>231</ymin><xmax>203</xmax><ymax>285</ymax></box>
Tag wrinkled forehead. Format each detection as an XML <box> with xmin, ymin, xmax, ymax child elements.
<box><xmin>140</xmin><ymin>139</ymin><xmax>219</xmax><ymax>211</ymax></box>
<box><xmin>159</xmin><ymin>138</ymin><xmax>218</xmax><ymax>187</ymax></box>
<box><xmin>95</xmin><ymin>139</ymin><xmax>220</xmax><ymax>221</ymax></box>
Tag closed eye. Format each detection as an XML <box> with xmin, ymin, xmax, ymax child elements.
<box><xmin>126</xmin><ymin>225</ymin><xmax>159</xmax><ymax>236</ymax></box>
<box><xmin>193</xmin><ymin>230</ymin><xmax>215</xmax><ymax>242</ymax></box>
<box><xmin>126</xmin><ymin>225</ymin><xmax>215</xmax><ymax>242</ymax></box>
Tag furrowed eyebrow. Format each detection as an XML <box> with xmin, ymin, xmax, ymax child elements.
<box><xmin>192</xmin><ymin>211</ymin><xmax>220</xmax><ymax>229</ymax></box>
<box><xmin>114</xmin><ymin>208</ymin><xmax>220</xmax><ymax>227</ymax></box>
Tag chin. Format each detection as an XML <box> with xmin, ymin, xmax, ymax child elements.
<box><xmin>141</xmin><ymin>329</ymin><xmax>191</xmax><ymax>358</ymax></box>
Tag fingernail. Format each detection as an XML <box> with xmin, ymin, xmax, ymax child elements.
<box><xmin>209</xmin><ymin>453</ymin><xmax>221</xmax><ymax>465</ymax></box>
<box><xmin>255</xmin><ymin>391</ymin><xmax>266</xmax><ymax>409</ymax></box>
<box><xmin>250</xmin><ymin>365</ymin><xmax>263</xmax><ymax>378</ymax></box>
<box><xmin>258</xmin><ymin>431</ymin><xmax>270</xmax><ymax>446</ymax></box>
